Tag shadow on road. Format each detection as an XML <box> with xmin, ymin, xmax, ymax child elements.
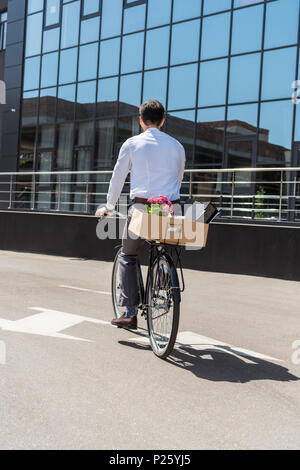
<box><xmin>119</xmin><ymin>340</ymin><xmax>299</xmax><ymax>384</ymax></box>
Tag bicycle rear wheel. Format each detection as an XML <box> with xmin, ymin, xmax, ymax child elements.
<box><xmin>146</xmin><ymin>254</ymin><xmax>180</xmax><ymax>359</ymax></box>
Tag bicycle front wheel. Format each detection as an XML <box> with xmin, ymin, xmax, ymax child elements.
<box><xmin>111</xmin><ymin>248</ymin><xmax>126</xmax><ymax>319</ymax></box>
<box><xmin>146</xmin><ymin>254</ymin><xmax>180</xmax><ymax>359</ymax></box>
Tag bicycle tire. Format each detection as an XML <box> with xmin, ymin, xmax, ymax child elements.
<box><xmin>146</xmin><ymin>253</ymin><xmax>180</xmax><ymax>359</ymax></box>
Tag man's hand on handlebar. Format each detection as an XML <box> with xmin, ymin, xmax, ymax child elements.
<box><xmin>95</xmin><ymin>206</ymin><xmax>114</xmax><ymax>218</ymax></box>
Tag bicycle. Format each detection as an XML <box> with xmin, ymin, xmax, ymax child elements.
<box><xmin>112</xmin><ymin>237</ymin><xmax>185</xmax><ymax>360</ymax></box>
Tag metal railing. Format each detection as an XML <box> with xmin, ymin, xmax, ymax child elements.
<box><xmin>0</xmin><ymin>167</ymin><xmax>300</xmax><ymax>224</ymax></box>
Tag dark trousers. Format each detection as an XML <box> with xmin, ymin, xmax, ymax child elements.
<box><xmin>118</xmin><ymin>204</ymin><xmax>145</xmax><ymax>307</ymax></box>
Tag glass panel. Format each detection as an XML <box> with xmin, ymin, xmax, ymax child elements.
<box><xmin>56</xmin><ymin>123</ymin><xmax>74</xmax><ymax>169</ymax></box>
<box><xmin>43</xmin><ymin>27</ymin><xmax>60</xmax><ymax>53</ymax></box>
<box><xmin>101</xmin><ymin>0</ymin><xmax>123</xmax><ymax>39</ymax></box>
<box><xmin>231</xmin><ymin>5</ymin><xmax>264</xmax><ymax>54</ymax></box>
<box><xmin>167</xmin><ymin>110</ymin><xmax>195</xmax><ymax>168</ymax></box>
<box><xmin>37</xmin><ymin>191</ymin><xmax>52</xmax><ymax>210</ymax></box>
<box><xmin>57</xmin><ymin>84</ymin><xmax>76</xmax><ymax>122</ymax></box>
<box><xmin>78</xmin><ymin>43</ymin><xmax>98</xmax><ymax>81</ymax></box>
<box><xmin>168</xmin><ymin>64</ymin><xmax>198</xmax><ymax>110</ymax></box>
<box><xmin>147</xmin><ymin>0</ymin><xmax>171</xmax><ymax>28</ymax></box>
<box><xmin>25</xmin><ymin>12</ymin><xmax>43</xmax><ymax>57</ymax></box>
<box><xmin>38</xmin><ymin>151</ymin><xmax>52</xmax><ymax>186</ymax></box>
<box><xmin>198</xmin><ymin>58</ymin><xmax>228</xmax><ymax>107</ymax></box>
<box><xmin>39</xmin><ymin>87</ymin><xmax>57</xmax><ymax>125</ymax></box>
<box><xmin>143</xmin><ymin>69</ymin><xmax>168</xmax><ymax>108</ymax></box>
<box><xmin>76</xmin><ymin>149</ymin><xmax>92</xmax><ymax>181</ymax></box>
<box><xmin>258</xmin><ymin>100</ymin><xmax>293</xmax><ymax>166</ymax></box>
<box><xmin>121</xmin><ymin>32</ymin><xmax>144</xmax><ymax>74</ymax></box>
<box><xmin>80</xmin><ymin>16</ymin><xmax>100</xmax><ymax>44</ymax></box>
<box><xmin>37</xmin><ymin>125</ymin><xmax>55</xmax><ymax>147</ymax></box>
<box><xmin>229</xmin><ymin>53</ymin><xmax>260</xmax><ymax>104</ymax></box>
<box><xmin>227</xmin><ymin>139</ymin><xmax>253</xmax><ymax>168</ymax></box>
<box><xmin>171</xmin><ymin>19</ymin><xmax>200</xmax><ymax>66</ymax></box>
<box><xmin>173</xmin><ymin>0</ymin><xmax>202</xmax><ymax>22</ymax></box>
<box><xmin>196</xmin><ymin>107</ymin><xmax>225</xmax><ymax>168</ymax></box>
<box><xmin>59</xmin><ymin>47</ymin><xmax>78</xmax><ymax>85</ymax></box>
<box><xmin>41</xmin><ymin>52</ymin><xmax>59</xmax><ymax>88</ymax></box>
<box><xmin>19</xmin><ymin>90</ymin><xmax>39</xmax><ymax>171</ymax></box>
<box><xmin>97</xmin><ymin>77</ymin><xmax>119</xmax><ymax>118</ymax></box>
<box><xmin>61</xmin><ymin>1</ymin><xmax>80</xmax><ymax>49</ymax></box>
<box><xmin>28</xmin><ymin>0</ymin><xmax>44</xmax><ymax>14</ymax></box>
<box><xmin>76</xmin><ymin>121</ymin><xmax>94</xmax><ymax>146</ymax></box>
<box><xmin>204</xmin><ymin>0</ymin><xmax>231</xmax><ymax>15</ymax></box>
<box><xmin>117</xmin><ymin>116</ymin><xmax>140</xmax><ymax>144</ymax></box>
<box><xmin>45</xmin><ymin>0</ymin><xmax>60</xmax><ymax>27</ymax></box>
<box><xmin>145</xmin><ymin>27</ymin><xmax>169</xmax><ymax>70</ymax></box>
<box><xmin>95</xmin><ymin>119</ymin><xmax>116</xmax><ymax>170</ymax></box>
<box><xmin>227</xmin><ymin>104</ymin><xmax>258</xmax><ymax>136</ymax></box>
<box><xmin>261</xmin><ymin>47</ymin><xmax>297</xmax><ymax>101</ymax></box>
<box><xmin>119</xmin><ymin>73</ymin><xmax>142</xmax><ymax>111</ymax></box>
<box><xmin>265</xmin><ymin>0</ymin><xmax>299</xmax><ymax>49</ymax></box>
<box><xmin>76</xmin><ymin>80</ymin><xmax>96</xmax><ymax>119</ymax></box>
<box><xmin>123</xmin><ymin>4</ymin><xmax>146</xmax><ymax>34</ymax></box>
<box><xmin>295</xmin><ymin>102</ymin><xmax>300</xmax><ymax>141</ymax></box>
<box><xmin>201</xmin><ymin>12</ymin><xmax>230</xmax><ymax>60</ymax></box>
<box><xmin>83</xmin><ymin>0</ymin><xmax>100</xmax><ymax>16</ymax></box>
<box><xmin>99</xmin><ymin>38</ymin><xmax>120</xmax><ymax>78</ymax></box>
<box><xmin>24</xmin><ymin>56</ymin><xmax>41</xmax><ymax>91</ymax></box>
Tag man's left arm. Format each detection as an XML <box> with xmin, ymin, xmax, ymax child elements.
<box><xmin>178</xmin><ymin>145</ymin><xmax>186</xmax><ymax>188</ymax></box>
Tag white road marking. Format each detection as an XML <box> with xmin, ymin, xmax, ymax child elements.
<box><xmin>59</xmin><ymin>285</ymin><xmax>111</xmax><ymax>296</ymax></box>
<box><xmin>126</xmin><ymin>331</ymin><xmax>284</xmax><ymax>363</ymax></box>
<box><xmin>0</xmin><ymin>307</ymin><xmax>110</xmax><ymax>342</ymax></box>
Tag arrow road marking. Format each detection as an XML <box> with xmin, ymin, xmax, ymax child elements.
<box><xmin>59</xmin><ymin>285</ymin><xmax>111</xmax><ymax>296</ymax></box>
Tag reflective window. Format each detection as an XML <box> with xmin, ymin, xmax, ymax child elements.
<box><xmin>168</xmin><ymin>64</ymin><xmax>198</xmax><ymax>109</ymax></box>
<box><xmin>119</xmin><ymin>73</ymin><xmax>142</xmax><ymax>109</ymax></box>
<box><xmin>147</xmin><ymin>0</ymin><xmax>171</xmax><ymax>28</ymax></box>
<box><xmin>28</xmin><ymin>0</ymin><xmax>44</xmax><ymax>14</ymax></box>
<box><xmin>198</xmin><ymin>59</ymin><xmax>228</xmax><ymax>107</ymax></box>
<box><xmin>295</xmin><ymin>105</ymin><xmax>300</xmax><ymax>141</ymax></box>
<box><xmin>262</xmin><ymin>47</ymin><xmax>297</xmax><ymax>100</ymax></box>
<box><xmin>196</xmin><ymin>107</ymin><xmax>226</xmax><ymax>168</ymax></box>
<box><xmin>99</xmin><ymin>38</ymin><xmax>120</xmax><ymax>77</ymax></box>
<box><xmin>19</xmin><ymin>90</ymin><xmax>39</xmax><ymax>171</ymax></box>
<box><xmin>171</xmin><ymin>19</ymin><xmax>200</xmax><ymax>66</ymax></box>
<box><xmin>101</xmin><ymin>0</ymin><xmax>123</xmax><ymax>39</ymax></box>
<box><xmin>143</xmin><ymin>69</ymin><xmax>168</xmax><ymax>108</ymax></box>
<box><xmin>56</xmin><ymin>123</ymin><xmax>74</xmax><ymax>169</ymax></box>
<box><xmin>25</xmin><ymin>12</ymin><xmax>43</xmax><ymax>57</ymax></box>
<box><xmin>76</xmin><ymin>122</ymin><xmax>94</xmax><ymax>146</ymax></box>
<box><xmin>76</xmin><ymin>80</ymin><xmax>96</xmax><ymax>119</ymax></box>
<box><xmin>95</xmin><ymin>119</ymin><xmax>116</xmax><ymax>170</ymax></box>
<box><xmin>173</xmin><ymin>0</ymin><xmax>202</xmax><ymax>22</ymax></box>
<box><xmin>83</xmin><ymin>0</ymin><xmax>101</xmax><ymax>17</ymax></box>
<box><xmin>121</xmin><ymin>32</ymin><xmax>144</xmax><ymax>74</ymax></box>
<box><xmin>123</xmin><ymin>4</ymin><xmax>146</xmax><ymax>34</ymax></box>
<box><xmin>57</xmin><ymin>84</ymin><xmax>76</xmax><ymax>122</ymax></box>
<box><xmin>37</xmin><ymin>125</ymin><xmax>55</xmax><ymax>148</ymax></box>
<box><xmin>167</xmin><ymin>110</ymin><xmax>195</xmax><ymax>168</ymax></box>
<box><xmin>61</xmin><ymin>1</ymin><xmax>80</xmax><ymax>49</ymax></box>
<box><xmin>264</xmin><ymin>0</ymin><xmax>299</xmax><ymax>49</ymax></box>
<box><xmin>80</xmin><ymin>16</ymin><xmax>100</xmax><ymax>44</ymax></box>
<box><xmin>43</xmin><ymin>27</ymin><xmax>60</xmax><ymax>53</ymax></box>
<box><xmin>39</xmin><ymin>87</ymin><xmax>56</xmax><ymax>125</ymax></box>
<box><xmin>24</xmin><ymin>56</ymin><xmax>41</xmax><ymax>91</ymax></box>
<box><xmin>201</xmin><ymin>13</ymin><xmax>230</xmax><ymax>60</ymax></box>
<box><xmin>231</xmin><ymin>5</ymin><xmax>264</xmax><ymax>54</ymax></box>
<box><xmin>145</xmin><ymin>27</ymin><xmax>169</xmax><ymax>70</ymax></box>
<box><xmin>97</xmin><ymin>77</ymin><xmax>118</xmax><ymax>117</ymax></box>
<box><xmin>258</xmin><ymin>100</ymin><xmax>294</xmax><ymax>166</ymax></box>
<box><xmin>45</xmin><ymin>0</ymin><xmax>60</xmax><ymax>27</ymax></box>
<box><xmin>59</xmin><ymin>48</ymin><xmax>78</xmax><ymax>85</ymax></box>
<box><xmin>41</xmin><ymin>52</ymin><xmax>59</xmax><ymax>88</ymax></box>
<box><xmin>78</xmin><ymin>43</ymin><xmax>98</xmax><ymax>81</ymax></box>
<box><xmin>204</xmin><ymin>0</ymin><xmax>231</xmax><ymax>15</ymax></box>
<box><xmin>117</xmin><ymin>116</ymin><xmax>140</xmax><ymax>143</ymax></box>
<box><xmin>229</xmin><ymin>53</ymin><xmax>261</xmax><ymax>103</ymax></box>
<box><xmin>227</xmin><ymin>104</ymin><xmax>258</xmax><ymax>136</ymax></box>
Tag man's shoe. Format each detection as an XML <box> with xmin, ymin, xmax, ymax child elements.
<box><xmin>111</xmin><ymin>314</ymin><xmax>138</xmax><ymax>330</ymax></box>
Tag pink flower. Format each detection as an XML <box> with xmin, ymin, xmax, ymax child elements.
<box><xmin>159</xmin><ymin>195</ymin><xmax>168</xmax><ymax>202</ymax></box>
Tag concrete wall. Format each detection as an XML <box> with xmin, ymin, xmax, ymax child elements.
<box><xmin>0</xmin><ymin>211</ymin><xmax>300</xmax><ymax>281</ymax></box>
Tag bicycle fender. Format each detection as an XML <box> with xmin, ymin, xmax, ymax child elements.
<box><xmin>162</xmin><ymin>253</ymin><xmax>181</xmax><ymax>304</ymax></box>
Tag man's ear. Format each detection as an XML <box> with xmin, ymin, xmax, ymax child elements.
<box><xmin>159</xmin><ymin>117</ymin><xmax>166</xmax><ymax>129</ymax></box>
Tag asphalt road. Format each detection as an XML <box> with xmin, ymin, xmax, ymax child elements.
<box><xmin>0</xmin><ymin>250</ymin><xmax>299</xmax><ymax>450</ymax></box>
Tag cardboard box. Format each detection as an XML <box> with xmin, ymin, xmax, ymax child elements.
<box><xmin>129</xmin><ymin>208</ymin><xmax>209</xmax><ymax>248</ymax></box>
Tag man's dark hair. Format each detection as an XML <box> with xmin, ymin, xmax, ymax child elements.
<box><xmin>139</xmin><ymin>100</ymin><xmax>165</xmax><ymax>126</ymax></box>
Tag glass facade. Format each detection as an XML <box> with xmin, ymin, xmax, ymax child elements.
<box><xmin>16</xmin><ymin>0</ymin><xmax>300</xmax><ymax>209</ymax></box>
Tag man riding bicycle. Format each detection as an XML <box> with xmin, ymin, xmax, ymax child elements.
<box><xmin>95</xmin><ymin>100</ymin><xmax>186</xmax><ymax>330</ymax></box>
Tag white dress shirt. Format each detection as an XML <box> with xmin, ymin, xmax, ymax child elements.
<box><xmin>106</xmin><ymin>128</ymin><xmax>186</xmax><ymax>210</ymax></box>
